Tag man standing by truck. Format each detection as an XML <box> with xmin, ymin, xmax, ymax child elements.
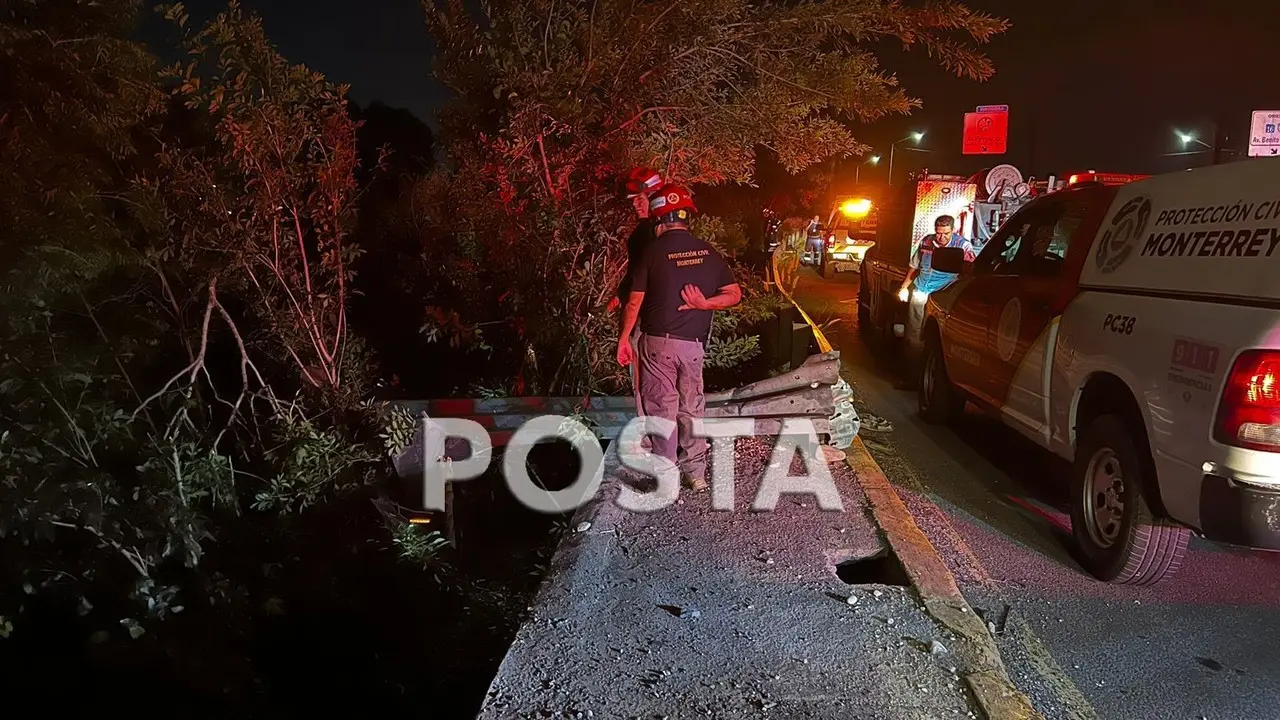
<box><xmin>610</xmin><ymin>167</ymin><xmax>665</xmax><ymax>418</ymax></box>
<box><xmin>616</xmin><ymin>186</ymin><xmax>741</xmax><ymax>492</ymax></box>
<box><xmin>897</xmin><ymin>214</ymin><xmax>975</xmax><ymax>340</ymax></box>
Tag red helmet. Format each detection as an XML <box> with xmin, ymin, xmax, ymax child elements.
<box><xmin>649</xmin><ymin>185</ymin><xmax>696</xmax><ymax>223</ymax></box>
<box><xmin>624</xmin><ymin>166</ymin><xmax>663</xmax><ymax>198</ymax></box>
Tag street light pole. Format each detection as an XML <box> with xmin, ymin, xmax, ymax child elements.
<box><xmin>855</xmin><ymin>154</ymin><xmax>881</xmax><ymax>184</ymax></box>
<box><xmin>1176</xmin><ymin>129</ymin><xmax>1216</xmax><ymax>164</ymax></box>
<box><xmin>888</xmin><ymin>132</ymin><xmax>924</xmax><ymax>185</ymax></box>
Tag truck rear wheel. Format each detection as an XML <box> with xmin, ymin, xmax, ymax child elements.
<box><xmin>918</xmin><ymin>331</ymin><xmax>962</xmax><ymax>424</ymax></box>
<box><xmin>1069</xmin><ymin>414</ymin><xmax>1191</xmax><ymax>586</ymax></box>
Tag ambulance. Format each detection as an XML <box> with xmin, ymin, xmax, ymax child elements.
<box><xmin>916</xmin><ymin>159</ymin><xmax>1280</xmax><ymax>585</ymax></box>
<box><xmin>819</xmin><ymin>195</ymin><xmax>878</xmax><ymax>276</ymax></box>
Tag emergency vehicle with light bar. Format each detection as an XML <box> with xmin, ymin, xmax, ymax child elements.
<box><xmin>915</xmin><ymin>159</ymin><xmax>1280</xmax><ymax>585</ymax></box>
<box><xmin>817</xmin><ymin>195</ymin><xmax>878</xmax><ymax>277</ymax></box>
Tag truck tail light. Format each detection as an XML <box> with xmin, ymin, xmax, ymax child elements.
<box><xmin>1215</xmin><ymin>350</ymin><xmax>1280</xmax><ymax>452</ymax></box>
<box><xmin>826</xmin><ymin>234</ymin><xmax>835</xmax><ymax>248</ymax></box>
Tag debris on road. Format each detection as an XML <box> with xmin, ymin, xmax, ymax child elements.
<box><xmin>657</xmin><ymin>604</ymin><xmax>701</xmax><ymax>619</ymax></box>
<box><xmin>860</xmin><ymin>414</ymin><xmax>894</xmax><ymax>433</ymax></box>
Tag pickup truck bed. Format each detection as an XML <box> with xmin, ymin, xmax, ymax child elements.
<box><xmin>857</xmin><ymin>246</ymin><xmax>910</xmax><ymax>346</ymax></box>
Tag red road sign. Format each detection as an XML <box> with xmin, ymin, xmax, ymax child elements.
<box><xmin>962</xmin><ymin>111</ymin><xmax>1009</xmax><ymax>155</ymax></box>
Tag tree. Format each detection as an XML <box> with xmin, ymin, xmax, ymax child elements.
<box><xmin>0</xmin><ymin>0</ymin><xmax>194</xmax><ymax>631</ymax></box>
<box><xmin>143</xmin><ymin>1</ymin><xmax>372</xmax><ymax>410</ymax></box>
<box><xmin>411</xmin><ymin>0</ymin><xmax>1008</xmax><ymax>393</ymax></box>
<box><xmin>0</xmin><ymin>0</ymin><xmax>392</xmax><ymax>644</ymax></box>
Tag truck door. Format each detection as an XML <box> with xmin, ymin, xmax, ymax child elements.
<box><xmin>979</xmin><ymin>195</ymin><xmax>1092</xmax><ymax>438</ymax></box>
<box><xmin>941</xmin><ymin>208</ymin><xmax>1041</xmax><ymax>407</ymax></box>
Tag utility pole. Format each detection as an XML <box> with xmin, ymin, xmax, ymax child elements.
<box><xmin>888</xmin><ymin>132</ymin><xmax>924</xmax><ymax>186</ymax></box>
<box><xmin>1212</xmin><ymin>113</ymin><xmax>1228</xmax><ymax>165</ymax></box>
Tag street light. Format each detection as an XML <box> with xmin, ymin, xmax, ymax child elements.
<box><xmin>855</xmin><ymin>154</ymin><xmax>881</xmax><ymax>184</ymax></box>
<box><xmin>889</xmin><ymin>131</ymin><xmax>925</xmax><ymax>185</ymax></box>
<box><xmin>1176</xmin><ymin>129</ymin><xmax>1213</xmax><ymax>150</ymax></box>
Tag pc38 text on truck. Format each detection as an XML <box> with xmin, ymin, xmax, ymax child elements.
<box><xmin>916</xmin><ymin>159</ymin><xmax>1280</xmax><ymax>586</ymax></box>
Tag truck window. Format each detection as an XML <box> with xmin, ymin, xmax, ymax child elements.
<box><xmin>972</xmin><ymin>211</ymin><xmax>1040</xmax><ymax>276</ymax></box>
<box><xmin>1012</xmin><ymin>196</ymin><xmax>1093</xmax><ymax>277</ymax></box>
<box><xmin>972</xmin><ymin>196</ymin><xmax>1091</xmax><ymax>278</ymax></box>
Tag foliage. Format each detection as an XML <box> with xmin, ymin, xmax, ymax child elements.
<box><xmin>250</xmin><ymin>406</ymin><xmax>380</xmax><ymax>513</ymax></box>
<box><xmin>0</xmin><ymin>0</ymin><xmax>200</xmax><ymax>636</ymax></box>
<box><xmin>691</xmin><ymin>215</ymin><xmax>751</xmax><ymax>258</ymax></box>
<box><xmin>411</xmin><ymin>0</ymin><xmax>1007</xmax><ymax>393</ymax></box>
<box><xmin>705</xmin><ymin>272</ymin><xmax>784</xmax><ymax>369</ymax></box>
<box><xmin>146</xmin><ymin>0</ymin><xmax>369</xmax><ymax>407</ymax></box>
<box><xmin>378</xmin><ymin>402</ymin><xmax>420</xmax><ymax>458</ymax></box>
<box><xmin>391</xmin><ymin>523</ymin><xmax>451</xmax><ymax>566</ymax></box>
<box><xmin>0</xmin><ymin>0</ymin><xmax>393</xmax><ymax>646</ymax></box>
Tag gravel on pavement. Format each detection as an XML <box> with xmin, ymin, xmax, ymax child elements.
<box><xmin>479</xmin><ymin>438</ymin><xmax>984</xmax><ymax>719</ymax></box>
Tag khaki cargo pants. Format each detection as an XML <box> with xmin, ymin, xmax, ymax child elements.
<box><xmin>637</xmin><ymin>333</ymin><xmax>707</xmax><ymax>480</ymax></box>
<box><xmin>629</xmin><ymin>326</ymin><xmax>644</xmax><ymax>416</ymax></box>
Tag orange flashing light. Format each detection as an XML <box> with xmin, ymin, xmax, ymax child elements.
<box><xmin>1068</xmin><ymin>172</ymin><xmax>1150</xmax><ymax>187</ymax></box>
<box><xmin>839</xmin><ymin>198</ymin><xmax>873</xmax><ymax>218</ymax></box>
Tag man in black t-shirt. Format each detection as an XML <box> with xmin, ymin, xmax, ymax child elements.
<box><xmin>610</xmin><ymin>167</ymin><xmax>664</xmax><ymax>420</ymax></box>
<box><xmin>616</xmin><ymin>186</ymin><xmax>741</xmax><ymax>491</ymax></box>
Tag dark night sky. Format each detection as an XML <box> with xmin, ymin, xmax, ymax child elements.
<box><xmin>160</xmin><ymin>0</ymin><xmax>1277</xmax><ymax>179</ymax></box>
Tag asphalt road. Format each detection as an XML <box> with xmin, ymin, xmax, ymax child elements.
<box><xmin>480</xmin><ymin>439</ymin><xmax>985</xmax><ymax>719</ymax></box>
<box><xmin>792</xmin><ymin>266</ymin><xmax>1280</xmax><ymax>720</ymax></box>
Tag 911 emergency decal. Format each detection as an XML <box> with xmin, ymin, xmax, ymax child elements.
<box><xmin>996</xmin><ymin>297</ymin><xmax>1020</xmax><ymax>362</ymax></box>
<box><xmin>1167</xmin><ymin>337</ymin><xmax>1223</xmax><ymax>411</ymax></box>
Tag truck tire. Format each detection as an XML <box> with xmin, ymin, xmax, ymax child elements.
<box><xmin>1069</xmin><ymin>414</ymin><xmax>1191</xmax><ymax>586</ymax></box>
<box><xmin>918</xmin><ymin>331</ymin><xmax>962</xmax><ymax>424</ymax></box>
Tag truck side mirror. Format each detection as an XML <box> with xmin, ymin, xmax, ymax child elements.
<box><xmin>931</xmin><ymin>246</ymin><xmax>968</xmax><ymax>274</ymax></box>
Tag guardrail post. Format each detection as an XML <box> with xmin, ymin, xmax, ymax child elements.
<box><xmin>790</xmin><ymin>322</ymin><xmax>814</xmax><ymax>370</ymax></box>
<box><xmin>766</xmin><ymin>304</ymin><xmax>796</xmax><ymax>368</ymax></box>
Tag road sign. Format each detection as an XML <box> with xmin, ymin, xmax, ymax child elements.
<box><xmin>1249</xmin><ymin>110</ymin><xmax>1280</xmax><ymax>157</ymax></box>
<box><xmin>976</xmin><ymin>104</ymin><xmax>1009</xmax><ymax>113</ymax></box>
<box><xmin>963</xmin><ymin>111</ymin><xmax>1009</xmax><ymax>155</ymax></box>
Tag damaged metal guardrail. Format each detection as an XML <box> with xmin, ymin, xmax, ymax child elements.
<box><xmin>391</xmin><ymin>350</ymin><xmax>853</xmax><ymax>469</ymax></box>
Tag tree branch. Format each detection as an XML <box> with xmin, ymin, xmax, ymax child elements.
<box><xmin>132</xmin><ymin>278</ymin><xmax>218</xmax><ymax>421</ymax></box>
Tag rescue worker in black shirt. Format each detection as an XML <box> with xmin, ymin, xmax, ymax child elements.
<box><xmin>609</xmin><ymin>166</ymin><xmax>665</xmax><ymax>418</ymax></box>
<box><xmin>616</xmin><ymin>186</ymin><xmax>741</xmax><ymax>491</ymax></box>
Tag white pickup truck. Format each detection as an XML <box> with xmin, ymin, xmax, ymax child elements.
<box><xmin>916</xmin><ymin>160</ymin><xmax>1280</xmax><ymax>585</ymax></box>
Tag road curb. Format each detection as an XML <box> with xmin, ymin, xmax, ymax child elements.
<box><xmin>846</xmin><ymin>439</ymin><xmax>1043</xmax><ymax>720</ymax></box>
<box><xmin>772</xmin><ymin>250</ymin><xmax>1043</xmax><ymax>720</ymax></box>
